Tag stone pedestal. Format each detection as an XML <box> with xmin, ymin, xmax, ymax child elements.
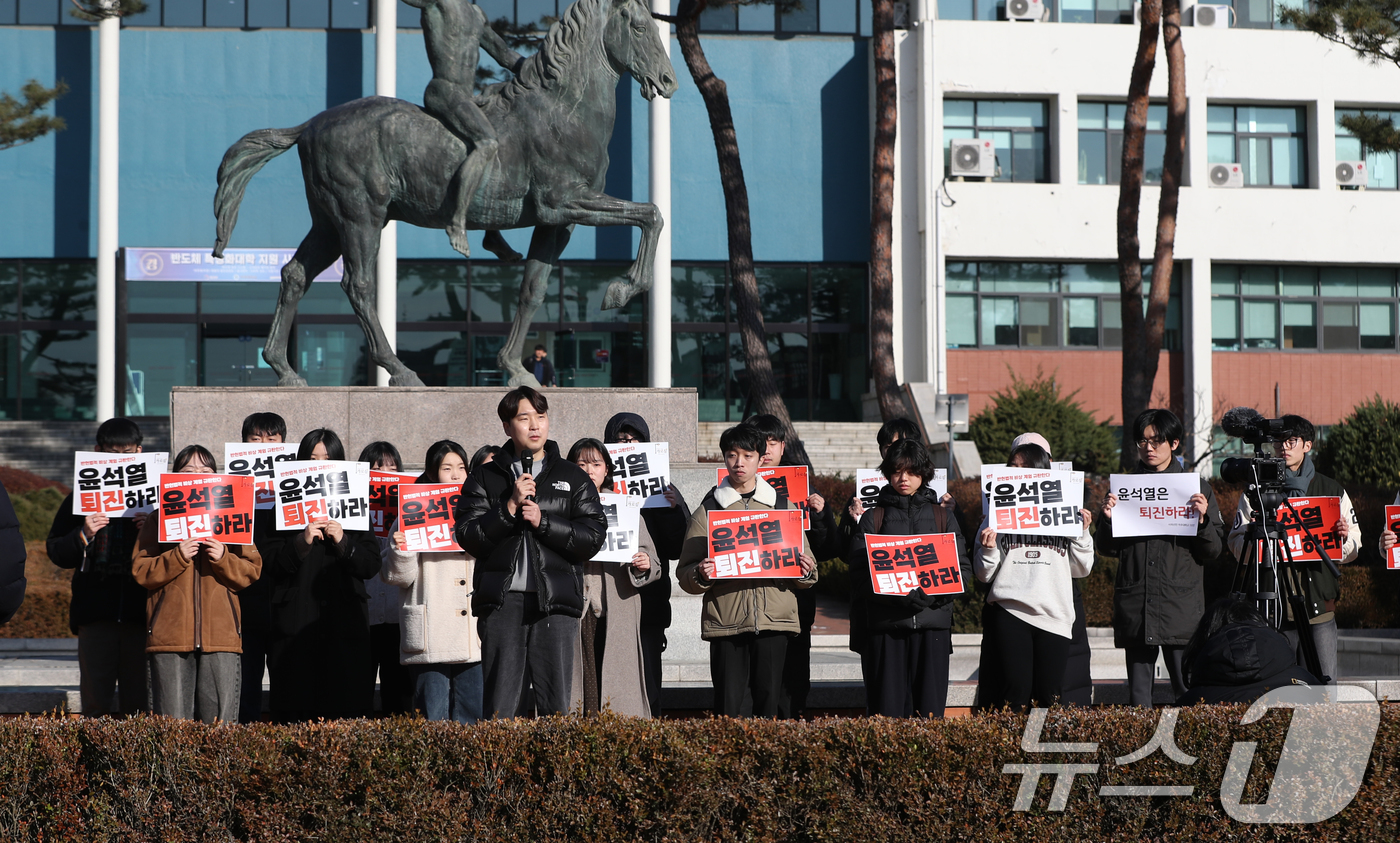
<box><xmin>169</xmin><ymin>386</ymin><xmax>699</xmax><ymax>468</ymax></box>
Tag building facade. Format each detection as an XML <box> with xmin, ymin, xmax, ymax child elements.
<box><xmin>890</xmin><ymin>3</ymin><xmax>1400</xmax><ymax>465</ymax></box>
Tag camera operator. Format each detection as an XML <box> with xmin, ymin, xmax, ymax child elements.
<box><xmin>1098</xmin><ymin>409</ymin><xmax>1225</xmax><ymax>706</ymax></box>
<box><xmin>1227</xmin><ymin>414</ymin><xmax>1360</xmax><ymax>683</ymax></box>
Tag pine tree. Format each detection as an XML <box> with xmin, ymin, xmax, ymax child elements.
<box><xmin>0</xmin><ymin>80</ymin><xmax>68</xmax><ymax>152</ymax></box>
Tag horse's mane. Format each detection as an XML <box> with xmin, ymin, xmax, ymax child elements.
<box><xmin>485</xmin><ymin>0</ymin><xmax>610</xmax><ymax>106</ymax></box>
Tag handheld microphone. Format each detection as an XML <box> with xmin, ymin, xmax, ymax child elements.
<box><xmin>520</xmin><ymin>453</ymin><xmax>536</xmax><ymax>502</ymax></box>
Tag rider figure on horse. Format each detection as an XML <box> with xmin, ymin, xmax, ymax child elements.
<box><xmin>404</xmin><ymin>0</ymin><xmax>525</xmax><ymax>259</ymax></box>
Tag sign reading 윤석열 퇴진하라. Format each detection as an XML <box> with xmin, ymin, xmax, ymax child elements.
<box><xmin>123</xmin><ymin>248</ymin><xmax>343</xmax><ymax>282</ymax></box>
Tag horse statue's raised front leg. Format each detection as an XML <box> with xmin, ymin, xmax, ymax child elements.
<box><xmin>542</xmin><ymin>191</ymin><xmax>662</xmax><ymax>310</ymax></box>
<box><xmin>497</xmin><ymin>225</ymin><xmax>573</xmax><ymax>386</ymax></box>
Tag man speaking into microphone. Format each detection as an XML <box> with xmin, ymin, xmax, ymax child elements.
<box><xmin>456</xmin><ymin>386</ymin><xmax>607</xmax><ymax>718</ymax></box>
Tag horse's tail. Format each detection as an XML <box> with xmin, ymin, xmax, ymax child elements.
<box><xmin>212</xmin><ymin>122</ymin><xmax>309</xmax><ymax>257</ymax></box>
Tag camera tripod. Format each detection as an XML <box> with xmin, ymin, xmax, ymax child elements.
<box><xmin>1229</xmin><ymin>471</ymin><xmax>1340</xmax><ymax>684</ymax></box>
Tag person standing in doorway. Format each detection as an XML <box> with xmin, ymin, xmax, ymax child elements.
<box><xmin>529</xmin><ymin>345</ymin><xmax>556</xmax><ymax>387</ymax></box>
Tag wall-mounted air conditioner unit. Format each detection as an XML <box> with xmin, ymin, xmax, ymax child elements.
<box><xmin>1209</xmin><ymin>163</ymin><xmax>1244</xmax><ymax>188</ymax></box>
<box><xmin>949</xmin><ymin>138</ymin><xmax>996</xmax><ymax>178</ymax></box>
<box><xmin>1006</xmin><ymin>0</ymin><xmax>1045</xmax><ymax>21</ymax></box>
<box><xmin>1336</xmin><ymin>160</ymin><xmax>1367</xmax><ymax>188</ymax></box>
<box><xmin>1193</xmin><ymin>4</ymin><xmax>1232</xmax><ymax>27</ymax></box>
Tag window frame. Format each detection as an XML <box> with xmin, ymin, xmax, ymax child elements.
<box><xmin>1210</xmin><ymin>264</ymin><xmax>1400</xmax><ymax>353</ymax></box>
<box><xmin>946</xmin><ymin>261</ymin><xmax>1183</xmax><ymax>351</ymax></box>
<box><xmin>943</xmin><ymin>98</ymin><xmax>1053</xmax><ymax>184</ymax></box>
<box><xmin>1335</xmin><ymin>108</ymin><xmax>1400</xmax><ymax>191</ymax></box>
<box><xmin>1206</xmin><ymin>104</ymin><xmax>1309</xmax><ymax>189</ymax></box>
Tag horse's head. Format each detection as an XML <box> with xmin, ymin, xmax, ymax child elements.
<box><xmin>603</xmin><ymin>0</ymin><xmax>679</xmax><ymax>101</ymax></box>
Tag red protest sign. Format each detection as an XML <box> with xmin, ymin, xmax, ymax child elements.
<box><xmin>1274</xmin><ymin>497</ymin><xmax>1343</xmax><ymax>563</ymax></box>
<box><xmin>158</xmin><ymin>474</ymin><xmax>255</xmax><ymax>544</ymax></box>
<box><xmin>864</xmin><ymin>532</ymin><xmax>963</xmax><ymax>597</ymax></box>
<box><xmin>397</xmin><ymin>483</ymin><xmax>463</xmax><ymax>553</ymax></box>
<box><xmin>369</xmin><ymin>471</ymin><xmax>417</xmax><ymax>539</ymax></box>
<box><xmin>706</xmin><ymin>509</ymin><xmax>806</xmax><ymax>579</ymax></box>
<box><xmin>714</xmin><ymin>465</ymin><xmax>809</xmax><ymax>505</ymax></box>
<box><xmin>1386</xmin><ymin>505</ymin><xmax>1400</xmax><ymax>570</ymax></box>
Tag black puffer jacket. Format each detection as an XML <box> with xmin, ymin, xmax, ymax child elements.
<box><xmin>1177</xmin><ymin>623</ymin><xmax>1318</xmax><ymax>705</ymax></box>
<box><xmin>1096</xmin><ymin>459</ymin><xmax>1225</xmax><ymax>648</ymax></box>
<box><xmin>47</xmin><ymin>494</ymin><xmax>147</xmax><ymax>633</ymax></box>
<box><xmin>455</xmin><ymin>440</ymin><xmax>607</xmax><ymax>618</ymax></box>
<box><xmin>848</xmin><ymin>485</ymin><xmax>972</xmax><ymax>633</ymax></box>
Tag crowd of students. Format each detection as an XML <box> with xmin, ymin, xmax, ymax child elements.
<box><xmin>29</xmin><ymin>392</ymin><xmax>1400</xmax><ymax>722</ymax></box>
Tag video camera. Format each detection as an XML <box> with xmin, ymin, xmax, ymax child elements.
<box><xmin>1218</xmin><ymin>406</ymin><xmax>1293</xmax><ymax>489</ymax></box>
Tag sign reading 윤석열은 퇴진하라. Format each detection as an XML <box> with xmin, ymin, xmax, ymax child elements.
<box><xmin>596</xmin><ymin>492</ymin><xmax>645</xmax><ymax>563</ymax></box>
<box><xmin>224</xmin><ymin>442</ymin><xmax>300</xmax><ymax>510</ymax></box>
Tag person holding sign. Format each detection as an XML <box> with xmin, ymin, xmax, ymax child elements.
<box><xmin>566</xmin><ymin>438</ymin><xmax>661</xmax><ymax>717</ymax></box>
<box><xmin>381</xmin><ymin>440</ymin><xmax>484</xmax><ymax>723</ymax></box>
<box><xmin>360</xmin><ymin>441</ymin><xmax>415</xmax><ymax>717</ymax></box>
<box><xmin>747</xmin><ymin>413</ymin><xmax>838</xmax><ymax>720</ymax></box>
<box><xmin>604</xmin><ymin>412</ymin><xmax>689</xmax><ymax>719</ymax></box>
<box><xmin>234</xmin><ymin>411</ymin><xmax>289</xmax><ymax>723</ymax></box>
<box><xmin>47</xmin><ymin>418</ymin><xmax>152</xmax><ymax>716</ymax></box>
<box><xmin>454</xmin><ymin>387</ymin><xmax>608</xmax><ymax>719</ymax></box>
<box><xmin>973</xmin><ymin>442</ymin><xmax>1094</xmax><ymax>712</ymax></box>
<box><xmin>1098</xmin><ymin>409</ymin><xmax>1225</xmax><ymax>706</ymax></box>
<box><xmin>131</xmin><ymin>445</ymin><xmax>262</xmax><ymax>722</ymax></box>
<box><xmin>679</xmin><ymin>424</ymin><xmax>817</xmax><ymax>719</ymax></box>
<box><xmin>847</xmin><ymin>439</ymin><xmax>970</xmax><ymax>718</ymax></box>
<box><xmin>266</xmin><ymin>429</ymin><xmax>384</xmax><ymax>721</ymax></box>
<box><xmin>1226</xmin><ymin>414</ymin><xmax>1360</xmax><ymax>685</ymax></box>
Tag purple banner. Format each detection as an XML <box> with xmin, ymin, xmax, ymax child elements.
<box><xmin>123</xmin><ymin>248</ymin><xmax>344</xmax><ymax>283</ymax></box>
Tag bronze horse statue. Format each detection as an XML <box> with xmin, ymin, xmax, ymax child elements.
<box><xmin>211</xmin><ymin>0</ymin><xmax>678</xmax><ymax>386</ymax></box>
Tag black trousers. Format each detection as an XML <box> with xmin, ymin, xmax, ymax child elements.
<box><xmin>479</xmin><ymin>591</ymin><xmax>579</xmax><ymax>718</ymax></box>
<box><xmin>237</xmin><ymin>617</ymin><xmax>271</xmax><ymax>723</ymax></box>
<box><xmin>862</xmin><ymin>627</ymin><xmax>951</xmax><ymax>718</ymax></box>
<box><xmin>982</xmin><ymin>602</ymin><xmax>1071</xmax><ymax>711</ymax></box>
<box><xmin>1125</xmin><ymin>643</ymin><xmax>1186</xmax><ymax>707</ymax></box>
<box><xmin>710</xmin><ymin>631</ymin><xmax>789</xmax><ymax>718</ymax></box>
<box><xmin>370</xmin><ymin>623</ymin><xmax>414</xmax><ymax>716</ymax></box>
<box><xmin>640</xmin><ymin>626</ymin><xmax>665</xmax><ymax>718</ymax></box>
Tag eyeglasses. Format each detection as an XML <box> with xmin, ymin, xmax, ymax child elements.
<box><xmin>615</xmin><ymin>433</ymin><xmax>640</xmax><ymax>443</ymax></box>
<box><xmin>1136</xmin><ymin>437</ymin><xmax>1169</xmax><ymax>448</ymax></box>
<box><xmin>1281</xmin><ymin>437</ymin><xmax>1304</xmax><ymax>449</ymax></box>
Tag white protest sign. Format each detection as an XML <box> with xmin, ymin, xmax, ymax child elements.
<box><xmin>986</xmin><ymin>467</ymin><xmax>1085</xmax><ymax>537</ymax></box>
<box><xmin>1108</xmin><ymin>473</ymin><xmax>1203</xmax><ymax>538</ymax></box>
<box><xmin>606</xmin><ymin>441</ymin><xmax>671</xmax><ymax>507</ymax></box>
<box><xmin>72</xmin><ymin>451</ymin><xmax>169</xmax><ymax>517</ymax></box>
<box><xmin>273</xmin><ymin>460</ymin><xmax>371</xmax><ymax>532</ymax></box>
<box><xmin>596</xmin><ymin>492</ymin><xmax>644</xmax><ymax>562</ymax></box>
<box><xmin>856</xmin><ymin>468</ymin><xmax>946</xmax><ymax>508</ymax></box>
<box><xmin>224</xmin><ymin>442</ymin><xmax>300</xmax><ymax>510</ymax></box>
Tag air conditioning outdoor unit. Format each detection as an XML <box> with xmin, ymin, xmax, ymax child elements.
<box><xmin>949</xmin><ymin>138</ymin><xmax>996</xmax><ymax>178</ymax></box>
<box><xmin>1193</xmin><ymin>4</ymin><xmax>1232</xmax><ymax>27</ymax></box>
<box><xmin>1336</xmin><ymin>160</ymin><xmax>1368</xmax><ymax>188</ymax></box>
<box><xmin>1006</xmin><ymin>0</ymin><xmax>1045</xmax><ymax>21</ymax></box>
<box><xmin>1209</xmin><ymin>163</ymin><xmax>1244</xmax><ymax>188</ymax></box>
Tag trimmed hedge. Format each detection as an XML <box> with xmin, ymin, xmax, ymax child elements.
<box><xmin>0</xmin><ymin>708</ymin><xmax>1396</xmax><ymax>840</ymax></box>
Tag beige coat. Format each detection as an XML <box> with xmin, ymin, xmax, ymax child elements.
<box><xmin>677</xmin><ymin>476</ymin><xmax>816</xmax><ymax>640</ymax></box>
<box><xmin>381</xmin><ymin>519</ymin><xmax>481</xmax><ymax>666</ymax></box>
<box><xmin>568</xmin><ymin>517</ymin><xmax>662</xmax><ymax>717</ymax></box>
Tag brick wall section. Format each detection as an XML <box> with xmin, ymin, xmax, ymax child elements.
<box><xmin>1213</xmin><ymin>352</ymin><xmax>1400</xmax><ymax>426</ymax></box>
<box><xmin>948</xmin><ymin>350</ymin><xmax>1183</xmax><ymax>425</ymax></box>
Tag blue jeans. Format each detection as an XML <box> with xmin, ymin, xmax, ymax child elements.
<box><xmin>413</xmin><ymin>662</ymin><xmax>484</xmax><ymax>724</ymax></box>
